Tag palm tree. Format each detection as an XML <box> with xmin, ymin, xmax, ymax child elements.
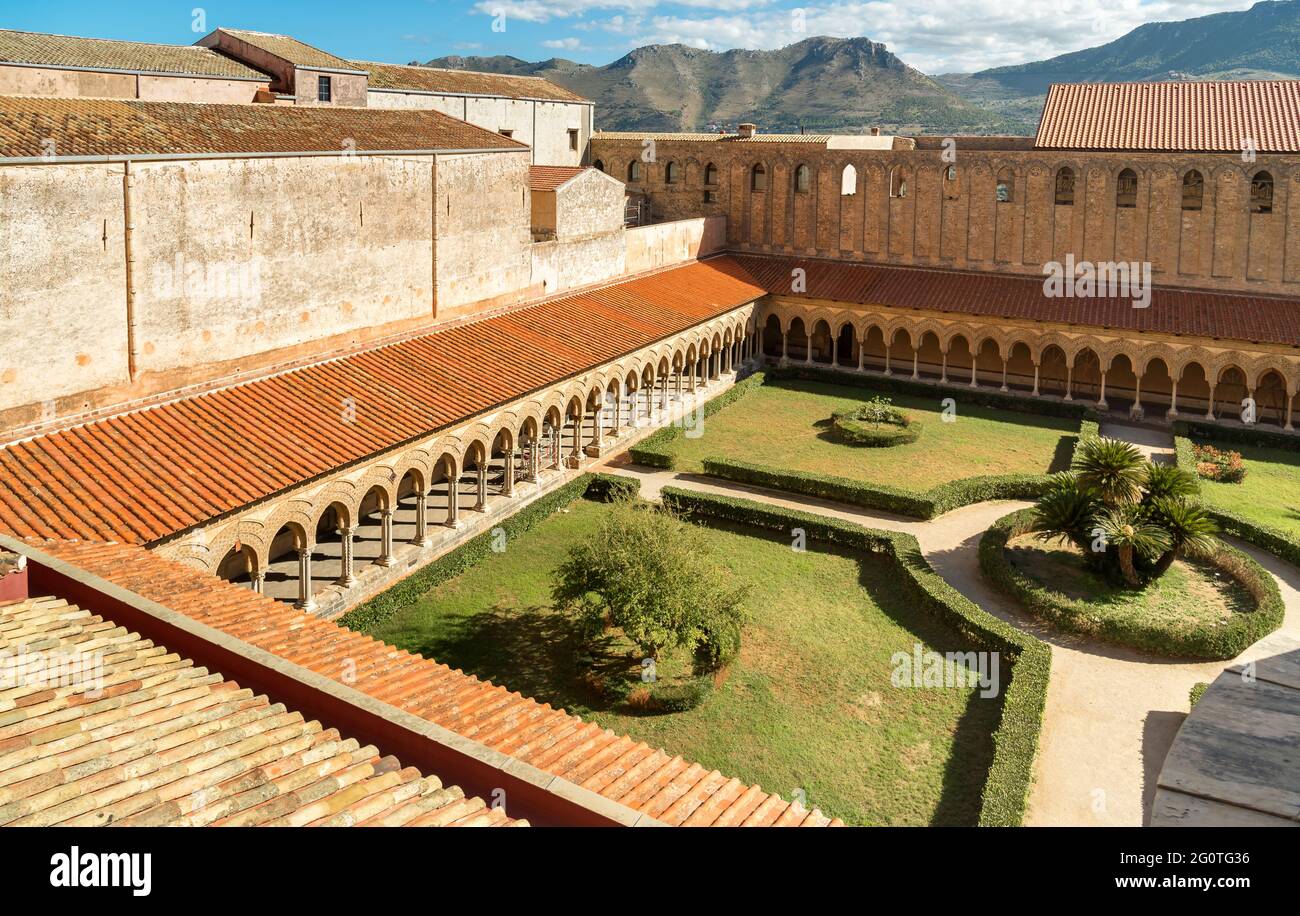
<box><xmin>1145</xmin><ymin>498</ymin><xmax>1219</xmax><ymax>577</ymax></box>
<box><xmin>1095</xmin><ymin>505</ymin><xmax>1173</xmax><ymax>587</ymax></box>
<box><xmin>1073</xmin><ymin>438</ymin><xmax>1146</xmax><ymax>507</ymax></box>
<box><xmin>1032</xmin><ymin>473</ymin><xmax>1097</xmax><ymax>555</ymax></box>
<box><xmin>1144</xmin><ymin>462</ymin><xmax>1199</xmax><ymax>502</ymax></box>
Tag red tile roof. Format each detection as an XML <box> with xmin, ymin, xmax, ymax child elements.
<box><xmin>0</xmin><ymin>96</ymin><xmax>526</xmax><ymax>161</ymax></box>
<box><xmin>358</xmin><ymin>60</ymin><xmax>587</xmax><ymax>103</ymax></box>
<box><xmin>0</xmin><ymin>258</ymin><xmax>764</xmax><ymax>544</ymax></box>
<box><xmin>24</xmin><ymin>538</ymin><xmax>840</xmax><ymax>827</ymax></box>
<box><xmin>1035</xmin><ymin>81</ymin><xmax>1300</xmax><ymax>152</ymax></box>
<box><xmin>729</xmin><ymin>254</ymin><xmax>1300</xmax><ymax>347</ymax></box>
<box><xmin>0</xmin><ymin>593</ymin><xmax>523</xmax><ymax>826</ymax></box>
<box><xmin>530</xmin><ymin>165</ymin><xmax>587</xmax><ymax>191</ymax></box>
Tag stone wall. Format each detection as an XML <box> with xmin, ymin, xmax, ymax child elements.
<box><xmin>0</xmin><ymin>63</ymin><xmax>267</xmax><ymax>103</ymax></box>
<box><xmin>591</xmin><ymin>136</ymin><xmax>1300</xmax><ymax>296</ymax></box>
<box><xmin>554</xmin><ymin>169</ymin><xmax>625</xmax><ymax>240</ymax></box>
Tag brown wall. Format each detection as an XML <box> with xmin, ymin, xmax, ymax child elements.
<box><xmin>592</xmin><ymin>137</ymin><xmax>1300</xmax><ymax>297</ymax></box>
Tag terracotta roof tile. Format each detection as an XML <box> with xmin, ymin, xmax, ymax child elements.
<box><xmin>1035</xmin><ymin>81</ymin><xmax>1300</xmax><ymax>152</ymax></box>
<box><xmin>358</xmin><ymin>60</ymin><xmax>587</xmax><ymax>103</ymax></box>
<box><xmin>729</xmin><ymin>254</ymin><xmax>1300</xmax><ymax>347</ymax></box>
<box><xmin>214</xmin><ymin>29</ymin><xmax>360</xmax><ymax>72</ymax></box>
<box><xmin>530</xmin><ymin>164</ymin><xmax>587</xmax><ymax>191</ymax></box>
<box><xmin>0</xmin><ymin>258</ymin><xmax>764</xmax><ymax>544</ymax></box>
<box><xmin>0</xmin><ymin>96</ymin><xmax>526</xmax><ymax>160</ymax></box>
<box><xmin>0</xmin><ymin>28</ymin><xmax>268</xmax><ymax>80</ymax></box>
<box><xmin>22</xmin><ymin>539</ymin><xmax>841</xmax><ymax>827</ymax></box>
<box><xmin>0</xmin><ymin>593</ymin><xmax>523</xmax><ymax>826</ymax></box>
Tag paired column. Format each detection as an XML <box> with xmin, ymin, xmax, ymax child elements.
<box><xmin>338</xmin><ymin>527</ymin><xmax>357</xmax><ymax>585</ymax></box>
<box><xmin>377</xmin><ymin>511</ymin><xmax>396</xmax><ymax>566</ymax></box>
<box><xmin>295</xmin><ymin>548</ymin><xmax>316</xmax><ymax>612</ymax></box>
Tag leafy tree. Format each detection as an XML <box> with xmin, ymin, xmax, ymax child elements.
<box><xmin>1032</xmin><ymin>437</ymin><xmax>1217</xmax><ymax>588</ymax></box>
<box><xmin>552</xmin><ymin>500</ymin><xmax>748</xmax><ymax>666</ymax></box>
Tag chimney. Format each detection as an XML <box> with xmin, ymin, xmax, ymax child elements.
<box><xmin>738</xmin><ymin>123</ymin><xmax>757</xmax><ymax>139</ymax></box>
<box><xmin>870</xmin><ymin>127</ymin><xmax>880</xmax><ymax>136</ymax></box>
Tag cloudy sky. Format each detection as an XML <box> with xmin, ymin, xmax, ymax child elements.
<box><xmin>10</xmin><ymin>0</ymin><xmax>1263</xmax><ymax>74</ymax></box>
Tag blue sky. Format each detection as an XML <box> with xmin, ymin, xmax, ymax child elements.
<box><xmin>0</xmin><ymin>0</ymin><xmax>1260</xmax><ymax>73</ymax></box>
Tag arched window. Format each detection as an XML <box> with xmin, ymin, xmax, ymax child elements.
<box><xmin>996</xmin><ymin>168</ymin><xmax>1013</xmax><ymax>203</ymax></box>
<box><xmin>889</xmin><ymin>166</ymin><xmax>907</xmax><ymax>198</ymax></box>
<box><xmin>627</xmin><ymin>161</ymin><xmax>642</xmax><ymax>183</ymax></box>
<box><xmin>1116</xmin><ymin>168</ymin><xmax>1138</xmax><ymax>208</ymax></box>
<box><xmin>704</xmin><ymin>162</ymin><xmax>719</xmax><ymax>186</ymax></box>
<box><xmin>592</xmin><ymin>159</ymin><xmax>605</xmax><ymax>173</ymax></box>
<box><xmin>841</xmin><ymin>164</ymin><xmax>858</xmax><ymax>196</ymax></box>
<box><xmin>1181</xmin><ymin>170</ymin><xmax>1203</xmax><ymax>211</ymax></box>
<box><xmin>1251</xmin><ymin>170</ymin><xmax>1274</xmax><ymax>213</ymax></box>
<box><xmin>945</xmin><ymin>164</ymin><xmax>957</xmax><ymax>182</ymax></box>
<box><xmin>665</xmin><ymin>161</ymin><xmax>680</xmax><ymax>184</ymax></box>
<box><xmin>1054</xmin><ymin>167</ymin><xmax>1075</xmax><ymax>206</ymax></box>
<box><xmin>751</xmin><ymin>163</ymin><xmax>768</xmax><ymax>192</ymax></box>
<box><xmin>794</xmin><ymin>164</ymin><xmax>811</xmax><ymax>193</ymax></box>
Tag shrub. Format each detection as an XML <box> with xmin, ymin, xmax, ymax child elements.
<box><xmin>660</xmin><ymin>486</ymin><xmax>1050</xmax><ymax>827</ymax></box>
<box><xmin>1191</xmin><ymin>443</ymin><xmax>1247</xmax><ymax>483</ymax></box>
<box><xmin>1189</xmin><ymin>682</ymin><xmax>1210</xmax><ymax>708</ymax></box>
<box><xmin>551</xmin><ymin>498</ymin><xmax>748</xmax><ymax>667</ymax></box>
<box><xmin>831</xmin><ymin>397</ymin><xmax>923</xmax><ymax>447</ymax></box>
<box><xmin>1172</xmin><ymin>418</ymin><xmax>1300</xmax><ymax>454</ymax></box>
<box><xmin>980</xmin><ymin>508</ymin><xmax>1283</xmax><ymax>659</ymax></box>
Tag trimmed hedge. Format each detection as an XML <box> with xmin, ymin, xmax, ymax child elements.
<box><xmin>979</xmin><ymin>508</ymin><xmax>1284</xmax><ymax>660</ymax></box>
<box><xmin>1172</xmin><ymin>418</ymin><xmax>1300</xmax><ymax>453</ymax></box>
<box><xmin>831</xmin><ymin>409</ymin><xmax>923</xmax><ymax>447</ymax></box>
<box><xmin>628</xmin><ymin>371</ymin><xmax>767</xmax><ymax>468</ymax></box>
<box><xmin>338</xmin><ymin>473</ymin><xmax>640</xmax><ymax>632</ymax></box>
<box><xmin>701</xmin><ymin>458</ymin><xmax>1052</xmax><ymax>520</ymax></box>
<box><xmin>771</xmin><ymin>364</ymin><xmax>1101</xmax><ymax>423</ymax></box>
<box><xmin>660</xmin><ymin>486</ymin><xmax>1050</xmax><ymax>828</ymax></box>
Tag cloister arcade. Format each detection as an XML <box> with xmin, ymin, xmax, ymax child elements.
<box><xmin>182</xmin><ymin>308</ymin><xmax>764</xmax><ymax>614</ymax></box>
<box><xmin>759</xmin><ymin>305</ymin><xmax>1299</xmax><ymax>428</ymax></box>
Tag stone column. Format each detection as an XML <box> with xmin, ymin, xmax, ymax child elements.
<box><xmin>1205</xmin><ymin>386</ymin><xmax>1216</xmax><ymax>421</ymax></box>
<box><xmin>884</xmin><ymin>347</ymin><xmax>891</xmax><ymax>376</ymax></box>
<box><xmin>1098</xmin><ymin>372</ymin><xmax>1108</xmax><ymax>410</ymax></box>
<box><xmin>502</xmin><ymin>452</ymin><xmax>516</xmax><ymax>497</ymax></box>
<box><xmin>1064</xmin><ymin>366</ymin><xmax>1074</xmax><ymax>401</ymax></box>
<box><xmin>296</xmin><ymin>548</ymin><xmax>316</xmax><ymax>612</ymax></box>
<box><xmin>1245</xmin><ymin>388</ymin><xmax>1257</xmax><ymax>424</ymax></box>
<box><xmin>251</xmin><ymin>572</ymin><xmax>266</xmax><ymax>595</ymax></box>
<box><xmin>912</xmin><ymin>349</ymin><xmax>919</xmax><ymax>380</ymax></box>
<box><xmin>1286</xmin><ymin>395</ymin><xmax>1295</xmax><ymax>432</ymax></box>
<box><xmin>1167</xmin><ymin>379</ymin><xmax>1179</xmax><ymax>420</ymax></box>
<box><xmin>446</xmin><ymin>476</ymin><xmax>462</xmax><ymax>528</ymax></box>
<box><xmin>414</xmin><ymin>493</ymin><xmax>432</xmax><ymax>545</ymax></box>
<box><xmin>1000</xmin><ymin>360</ymin><xmax>1009</xmax><ymax>392</ymax></box>
<box><xmin>1130</xmin><ymin>378</ymin><xmax>1144</xmax><ymax>420</ymax></box>
<box><xmin>475</xmin><ymin>465</ymin><xmax>488</xmax><ymax>510</ymax></box>
<box><xmin>780</xmin><ymin>332</ymin><xmax>788</xmax><ymax>366</ymax></box>
<box><xmin>528</xmin><ymin>439</ymin><xmax>541</xmax><ymax>481</ymax></box>
<box><xmin>940</xmin><ymin>352</ymin><xmax>948</xmax><ymax>384</ymax></box>
<box><xmin>676</xmin><ymin>371</ymin><xmax>683</xmax><ymax>401</ymax></box>
<box><xmin>377</xmin><ymin>511</ymin><xmax>396</xmax><ymax>566</ymax></box>
<box><xmin>1032</xmin><ymin>365</ymin><xmax>1040</xmax><ymax>397</ymax></box>
<box><xmin>338</xmin><ymin>527</ymin><xmax>357</xmax><ymax>586</ymax></box>
<box><xmin>969</xmin><ymin>359</ymin><xmax>978</xmax><ymax>388</ymax></box>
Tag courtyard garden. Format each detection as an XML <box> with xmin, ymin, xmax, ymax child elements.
<box><xmin>650</xmin><ymin>376</ymin><xmax>1080</xmax><ymax>489</ymax></box>
<box><xmin>366</xmin><ymin>494</ymin><xmax>1010</xmax><ymax>826</ymax></box>
<box><xmin>981</xmin><ymin>437</ymin><xmax>1284</xmax><ymax>659</ymax></box>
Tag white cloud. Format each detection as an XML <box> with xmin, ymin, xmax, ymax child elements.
<box><xmin>542</xmin><ymin>36</ymin><xmax>586</xmax><ymax>49</ymax></box>
<box><xmin>488</xmin><ymin>0</ymin><xmax>1258</xmax><ymax>73</ymax></box>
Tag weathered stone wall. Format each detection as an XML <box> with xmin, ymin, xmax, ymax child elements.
<box><xmin>0</xmin><ymin>162</ymin><xmax>129</xmax><ymax>419</ymax></box>
<box><xmin>295</xmin><ymin>68</ymin><xmax>368</xmax><ymax>107</ymax></box>
<box><xmin>592</xmin><ymin>136</ymin><xmax>1300</xmax><ymax>296</ymax></box>
<box><xmin>625</xmin><ymin>217</ymin><xmax>726</xmax><ymax>275</ymax></box>
<box><xmin>433</xmin><ymin>152</ymin><xmax>535</xmax><ymax>317</ymax></box>
<box><xmin>554</xmin><ymin>169</ymin><xmax>625</xmax><ymax>240</ymax></box>
<box><xmin>0</xmin><ymin>64</ymin><xmax>267</xmax><ymax>103</ymax></box>
<box><xmin>531</xmin><ymin>232</ymin><xmax>626</xmax><ymax>296</ymax></box>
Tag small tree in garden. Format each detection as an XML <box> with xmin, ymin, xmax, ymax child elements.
<box><xmin>857</xmin><ymin>396</ymin><xmax>904</xmax><ymax>428</ymax></box>
<box><xmin>552</xmin><ymin>499</ymin><xmax>748</xmax><ymax>666</ymax></box>
<box><xmin>1032</xmin><ymin>437</ymin><xmax>1218</xmax><ymax>588</ymax></box>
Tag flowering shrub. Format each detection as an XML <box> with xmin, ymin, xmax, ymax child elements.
<box><xmin>1192</xmin><ymin>443</ymin><xmax>1247</xmax><ymax>483</ymax></box>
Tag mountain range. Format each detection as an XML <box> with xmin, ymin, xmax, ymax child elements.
<box><xmin>425</xmin><ymin>0</ymin><xmax>1300</xmax><ymax>136</ymax></box>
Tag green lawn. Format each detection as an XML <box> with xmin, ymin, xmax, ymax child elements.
<box><xmin>371</xmin><ymin>499</ymin><xmax>1003</xmax><ymax>826</ymax></box>
<box><xmin>665</xmin><ymin>378</ymin><xmax>1078</xmax><ymax>491</ymax></box>
<box><xmin>1005</xmin><ymin>537</ymin><xmax>1255</xmax><ymax>636</ymax></box>
<box><xmin>1193</xmin><ymin>439</ymin><xmax>1300</xmax><ymax>537</ymax></box>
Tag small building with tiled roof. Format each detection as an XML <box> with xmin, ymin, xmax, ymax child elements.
<box><xmin>362</xmin><ymin>60</ymin><xmax>593</xmax><ymax>167</ymax></box>
<box><xmin>0</xmin><ymin>28</ymin><xmax>272</xmax><ymax>104</ymax></box>
<box><xmin>198</xmin><ymin>28</ymin><xmax>369</xmax><ymax>107</ymax></box>
<box><xmin>529</xmin><ymin>165</ymin><xmax>626</xmax><ymax>240</ymax></box>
